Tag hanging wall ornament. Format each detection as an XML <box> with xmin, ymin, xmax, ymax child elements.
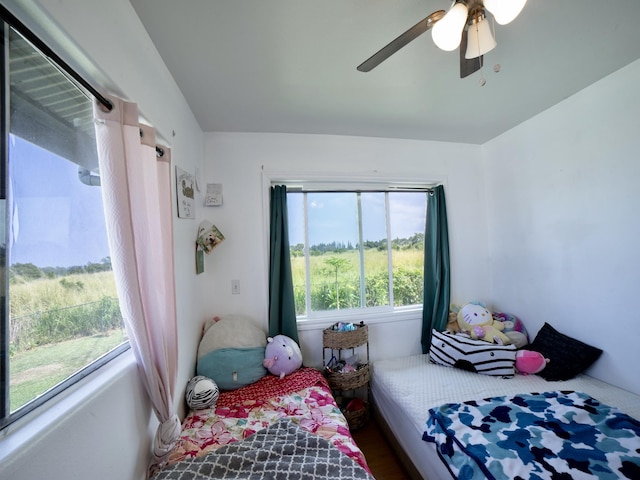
<box><xmin>196</xmin><ymin>220</ymin><xmax>225</xmax><ymax>254</ymax></box>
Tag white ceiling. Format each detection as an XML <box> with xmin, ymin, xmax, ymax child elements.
<box><xmin>129</xmin><ymin>0</ymin><xmax>640</xmax><ymax>145</ymax></box>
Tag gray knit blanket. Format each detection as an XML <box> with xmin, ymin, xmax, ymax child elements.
<box><xmin>151</xmin><ymin>419</ymin><xmax>373</xmax><ymax>480</ymax></box>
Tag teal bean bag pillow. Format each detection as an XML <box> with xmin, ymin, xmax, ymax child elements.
<box><xmin>196</xmin><ymin>314</ymin><xmax>267</xmax><ymax>390</ymax></box>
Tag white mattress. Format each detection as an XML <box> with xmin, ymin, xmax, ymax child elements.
<box><xmin>371</xmin><ymin>354</ymin><xmax>640</xmax><ymax>480</ymax></box>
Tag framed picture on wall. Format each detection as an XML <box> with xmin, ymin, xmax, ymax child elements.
<box><xmin>176</xmin><ymin>166</ymin><xmax>195</xmax><ymax>219</ymax></box>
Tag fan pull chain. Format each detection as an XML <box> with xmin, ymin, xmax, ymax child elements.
<box><xmin>471</xmin><ymin>20</ymin><xmax>487</xmax><ymax>86</ymax></box>
<box><xmin>478</xmin><ymin>68</ymin><xmax>487</xmax><ymax>86</ymax></box>
<box><xmin>491</xmin><ymin>16</ymin><xmax>501</xmax><ymax>74</ymax></box>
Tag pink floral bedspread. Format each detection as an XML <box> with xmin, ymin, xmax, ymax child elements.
<box><xmin>165</xmin><ymin>368</ymin><xmax>370</xmax><ymax>472</ymax></box>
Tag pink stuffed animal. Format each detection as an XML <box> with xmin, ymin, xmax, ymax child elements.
<box><xmin>262</xmin><ymin>335</ymin><xmax>303</xmax><ymax>379</ymax></box>
<box><xmin>515</xmin><ymin>350</ymin><xmax>549</xmax><ymax>375</ymax></box>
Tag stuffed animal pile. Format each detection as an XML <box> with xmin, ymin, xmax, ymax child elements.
<box><xmin>444</xmin><ymin>302</ymin><xmax>549</xmax><ymax>376</ymax></box>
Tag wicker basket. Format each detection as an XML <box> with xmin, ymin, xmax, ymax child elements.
<box><xmin>325</xmin><ymin>363</ymin><xmax>370</xmax><ymax>390</ymax></box>
<box><xmin>344</xmin><ymin>401</ymin><xmax>369</xmax><ymax>430</ymax></box>
<box><xmin>323</xmin><ymin>323</ymin><xmax>368</xmax><ymax>349</ymax></box>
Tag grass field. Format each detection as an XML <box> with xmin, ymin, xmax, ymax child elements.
<box><xmin>9</xmin><ymin>329</ymin><xmax>127</xmax><ymax>412</ymax></box>
<box><xmin>290</xmin><ymin>248</ymin><xmax>424</xmax><ymax>313</ymax></box>
<box><xmin>9</xmin><ymin>270</ymin><xmax>123</xmax><ymax>412</ymax></box>
<box><xmin>10</xmin><ymin>271</ymin><xmax>118</xmax><ymax>318</ymax></box>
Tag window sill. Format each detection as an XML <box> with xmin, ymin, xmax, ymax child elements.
<box><xmin>296</xmin><ymin>307</ymin><xmax>423</xmax><ymax>331</ymax></box>
<box><xmin>0</xmin><ymin>349</ymin><xmax>137</xmax><ymax>464</ymax></box>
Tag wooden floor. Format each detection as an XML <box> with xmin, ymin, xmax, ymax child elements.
<box><xmin>352</xmin><ymin>419</ymin><xmax>412</xmax><ymax>480</ymax></box>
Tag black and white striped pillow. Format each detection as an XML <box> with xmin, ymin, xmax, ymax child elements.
<box><xmin>429</xmin><ymin>330</ymin><xmax>516</xmax><ymax>378</ymax></box>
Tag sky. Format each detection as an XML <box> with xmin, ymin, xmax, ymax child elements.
<box><xmin>9</xmin><ymin>135</ymin><xmax>111</xmax><ymax>268</ymax></box>
<box><xmin>286</xmin><ymin>191</ymin><xmax>426</xmax><ymax>247</ymax></box>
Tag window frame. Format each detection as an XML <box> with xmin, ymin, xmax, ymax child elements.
<box><xmin>0</xmin><ymin>5</ymin><xmax>128</xmax><ymax>431</ymax></box>
<box><xmin>262</xmin><ymin>171</ymin><xmax>445</xmax><ymax>326</ymax></box>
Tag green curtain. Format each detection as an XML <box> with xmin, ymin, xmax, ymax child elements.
<box><xmin>421</xmin><ymin>185</ymin><xmax>451</xmax><ymax>352</ymax></box>
<box><xmin>268</xmin><ymin>185</ymin><xmax>299</xmax><ymax>343</ymax></box>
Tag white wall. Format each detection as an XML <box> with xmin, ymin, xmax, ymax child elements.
<box><xmin>0</xmin><ymin>1</ymin><xmax>207</xmax><ymax>480</ymax></box>
<box><xmin>483</xmin><ymin>59</ymin><xmax>640</xmax><ymax>395</ymax></box>
<box><xmin>200</xmin><ymin>132</ymin><xmax>490</xmax><ymax>366</ymax></box>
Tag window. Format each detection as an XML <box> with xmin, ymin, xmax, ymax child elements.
<box><xmin>286</xmin><ymin>189</ymin><xmax>428</xmax><ymax>318</ymax></box>
<box><xmin>1</xmin><ymin>13</ymin><xmax>125</xmax><ymax>428</ymax></box>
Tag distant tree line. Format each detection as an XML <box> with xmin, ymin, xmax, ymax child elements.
<box><xmin>9</xmin><ymin>257</ymin><xmax>113</xmax><ymax>282</ymax></box>
<box><xmin>290</xmin><ymin>233</ymin><xmax>424</xmax><ymax>257</ymax></box>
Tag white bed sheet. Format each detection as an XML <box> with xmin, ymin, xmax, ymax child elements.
<box><xmin>371</xmin><ymin>354</ymin><xmax>640</xmax><ymax>480</ymax></box>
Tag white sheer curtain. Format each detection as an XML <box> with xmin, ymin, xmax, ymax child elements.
<box><xmin>93</xmin><ymin>96</ymin><xmax>179</xmax><ymax>475</ymax></box>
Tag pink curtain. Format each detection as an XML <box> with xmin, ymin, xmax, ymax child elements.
<box><xmin>93</xmin><ymin>96</ymin><xmax>179</xmax><ymax>474</ymax></box>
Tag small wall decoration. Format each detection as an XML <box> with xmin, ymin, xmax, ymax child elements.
<box><xmin>195</xmin><ymin>248</ymin><xmax>205</xmax><ymax>275</ymax></box>
<box><xmin>205</xmin><ymin>183</ymin><xmax>223</xmax><ymax>206</ymax></box>
<box><xmin>176</xmin><ymin>166</ymin><xmax>195</xmax><ymax>218</ymax></box>
<box><xmin>195</xmin><ymin>220</ymin><xmax>225</xmax><ymax>274</ymax></box>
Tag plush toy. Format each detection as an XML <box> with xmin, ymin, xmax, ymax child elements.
<box><xmin>457</xmin><ymin>303</ymin><xmax>511</xmax><ymax>345</ymax></box>
<box><xmin>493</xmin><ymin>312</ymin><xmax>529</xmax><ymax>348</ymax></box>
<box><xmin>446</xmin><ymin>304</ymin><xmax>461</xmax><ymax>333</ymax></box>
<box><xmin>263</xmin><ymin>335</ymin><xmax>303</xmax><ymax>379</ymax></box>
<box><xmin>185</xmin><ymin>375</ymin><xmax>219</xmax><ymax>410</ymax></box>
<box><xmin>515</xmin><ymin>350</ymin><xmax>549</xmax><ymax>375</ymax></box>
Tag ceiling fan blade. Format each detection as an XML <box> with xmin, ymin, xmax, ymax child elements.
<box><xmin>459</xmin><ymin>28</ymin><xmax>482</xmax><ymax>78</ymax></box>
<box><xmin>357</xmin><ymin>10</ymin><xmax>445</xmax><ymax>72</ymax></box>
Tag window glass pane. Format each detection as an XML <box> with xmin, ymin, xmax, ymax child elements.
<box><xmin>389</xmin><ymin>192</ymin><xmax>426</xmax><ymax>306</ymax></box>
<box><xmin>6</xmin><ymin>27</ymin><xmax>124</xmax><ymax>415</ymax></box>
<box><xmin>360</xmin><ymin>192</ymin><xmax>389</xmax><ymax>307</ymax></box>
<box><xmin>286</xmin><ymin>193</ymin><xmax>306</xmax><ymax>316</ymax></box>
<box><xmin>286</xmin><ymin>189</ymin><xmax>427</xmax><ymax>318</ymax></box>
<box><xmin>307</xmin><ymin>193</ymin><xmax>360</xmax><ymax>312</ymax></box>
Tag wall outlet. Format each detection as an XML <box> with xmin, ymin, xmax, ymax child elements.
<box><xmin>231</xmin><ymin>279</ymin><xmax>240</xmax><ymax>295</ymax></box>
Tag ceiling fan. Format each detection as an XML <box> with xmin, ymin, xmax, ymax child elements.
<box><xmin>357</xmin><ymin>0</ymin><xmax>527</xmax><ymax>79</ymax></box>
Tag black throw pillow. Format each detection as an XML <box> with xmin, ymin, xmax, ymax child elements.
<box><xmin>528</xmin><ymin>322</ymin><xmax>602</xmax><ymax>381</ymax></box>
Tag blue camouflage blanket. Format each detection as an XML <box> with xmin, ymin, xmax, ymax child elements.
<box><xmin>423</xmin><ymin>390</ymin><xmax>640</xmax><ymax>480</ymax></box>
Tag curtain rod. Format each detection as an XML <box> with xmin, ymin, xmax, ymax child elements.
<box><xmin>1</xmin><ymin>5</ymin><xmax>168</xmax><ymax>157</ymax></box>
<box><xmin>286</xmin><ymin>188</ymin><xmax>435</xmax><ymax>194</ymax></box>
<box><xmin>0</xmin><ymin>4</ymin><xmax>113</xmax><ymax>112</ymax></box>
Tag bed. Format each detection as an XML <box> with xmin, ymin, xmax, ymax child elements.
<box><xmin>150</xmin><ymin>367</ymin><xmax>372</xmax><ymax>480</ymax></box>
<box><xmin>371</xmin><ymin>354</ymin><xmax>640</xmax><ymax>480</ymax></box>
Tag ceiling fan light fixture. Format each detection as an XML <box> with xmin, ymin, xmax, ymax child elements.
<box><xmin>431</xmin><ymin>1</ymin><xmax>469</xmax><ymax>51</ymax></box>
<box><xmin>465</xmin><ymin>15</ymin><xmax>497</xmax><ymax>59</ymax></box>
<box><xmin>483</xmin><ymin>0</ymin><xmax>527</xmax><ymax>25</ymax></box>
